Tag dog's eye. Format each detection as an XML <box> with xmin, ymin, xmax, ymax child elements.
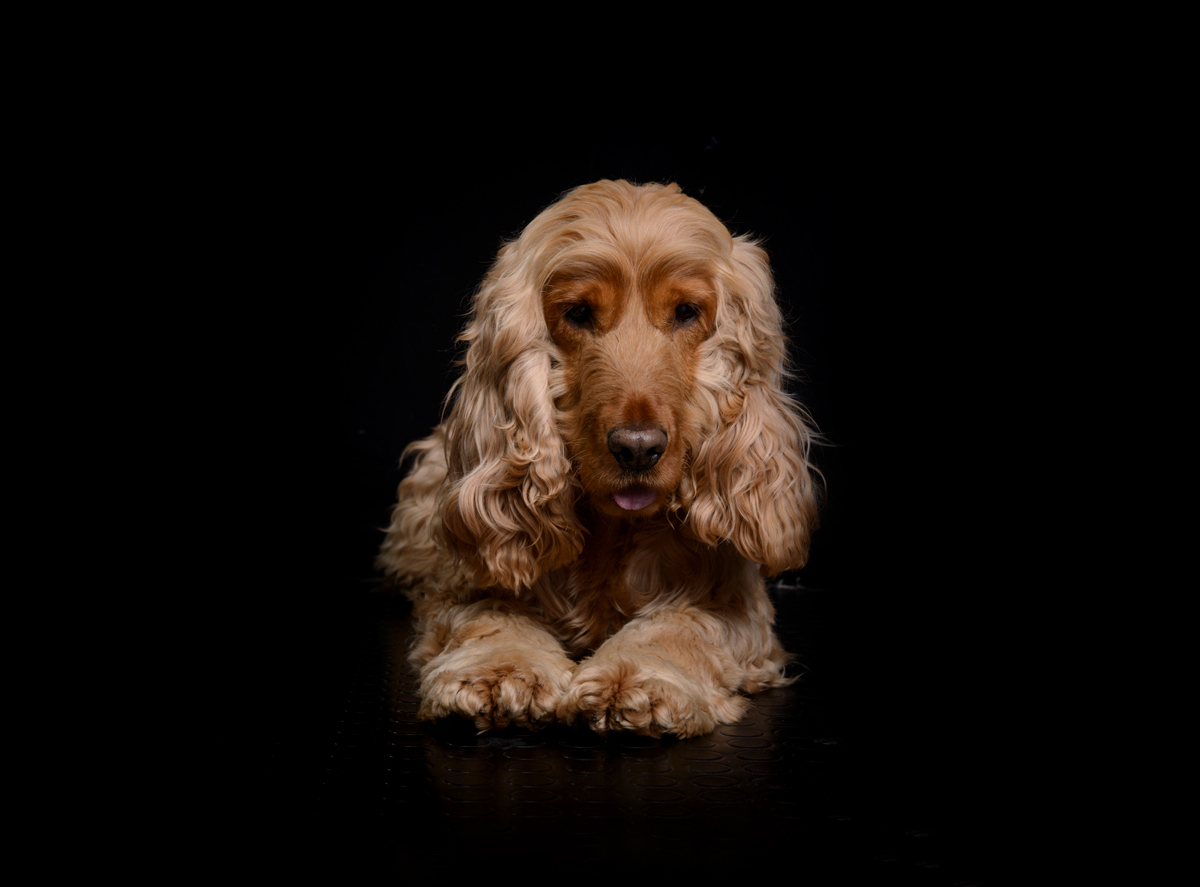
<box><xmin>674</xmin><ymin>304</ymin><xmax>699</xmax><ymax>326</ymax></box>
<box><xmin>564</xmin><ymin>303</ymin><xmax>594</xmax><ymax>330</ymax></box>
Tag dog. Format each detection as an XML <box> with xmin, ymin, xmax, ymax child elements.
<box><xmin>378</xmin><ymin>180</ymin><xmax>820</xmax><ymax>737</ymax></box>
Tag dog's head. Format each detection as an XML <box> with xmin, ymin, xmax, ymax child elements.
<box><xmin>438</xmin><ymin>180</ymin><xmax>819</xmax><ymax>591</ymax></box>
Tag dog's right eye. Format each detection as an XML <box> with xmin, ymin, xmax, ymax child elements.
<box><xmin>564</xmin><ymin>303</ymin><xmax>594</xmax><ymax>330</ymax></box>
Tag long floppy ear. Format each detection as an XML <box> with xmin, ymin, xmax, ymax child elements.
<box><xmin>437</xmin><ymin>240</ymin><xmax>584</xmax><ymax>592</ymax></box>
<box><xmin>684</xmin><ymin>236</ymin><xmax>820</xmax><ymax>575</ymax></box>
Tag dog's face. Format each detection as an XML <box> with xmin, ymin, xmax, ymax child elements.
<box><xmin>545</xmin><ymin>265</ymin><xmax>716</xmax><ymax>520</ymax></box>
<box><xmin>436</xmin><ymin>180</ymin><xmax>817</xmax><ymax>590</ymax></box>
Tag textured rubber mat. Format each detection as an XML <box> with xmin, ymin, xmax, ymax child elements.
<box><xmin>262</xmin><ymin>584</ymin><xmax>989</xmax><ymax>884</ymax></box>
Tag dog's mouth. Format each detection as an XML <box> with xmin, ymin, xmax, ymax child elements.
<box><xmin>611</xmin><ymin>485</ymin><xmax>658</xmax><ymax>512</ymax></box>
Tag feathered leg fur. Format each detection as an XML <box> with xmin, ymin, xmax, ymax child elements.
<box><xmin>555</xmin><ymin>559</ymin><xmax>792</xmax><ymax>738</ymax></box>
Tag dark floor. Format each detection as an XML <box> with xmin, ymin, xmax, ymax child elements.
<box><xmin>256</xmin><ymin>580</ymin><xmax>995</xmax><ymax>884</ymax></box>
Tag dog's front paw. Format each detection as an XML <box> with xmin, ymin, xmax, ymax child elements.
<box><xmin>419</xmin><ymin>646</ymin><xmax>573</xmax><ymax>731</ymax></box>
<box><xmin>557</xmin><ymin>653</ymin><xmax>747</xmax><ymax>738</ymax></box>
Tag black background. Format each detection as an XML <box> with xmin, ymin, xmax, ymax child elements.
<box><xmin>221</xmin><ymin>122</ymin><xmax>1017</xmax><ymax>865</ymax></box>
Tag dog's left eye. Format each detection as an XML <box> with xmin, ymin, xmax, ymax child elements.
<box><xmin>674</xmin><ymin>304</ymin><xmax>699</xmax><ymax>326</ymax></box>
<box><xmin>564</xmin><ymin>303</ymin><xmax>594</xmax><ymax>330</ymax></box>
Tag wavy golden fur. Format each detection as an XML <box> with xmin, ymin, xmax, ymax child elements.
<box><xmin>378</xmin><ymin>180</ymin><xmax>820</xmax><ymax>737</ymax></box>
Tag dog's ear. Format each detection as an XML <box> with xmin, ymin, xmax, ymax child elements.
<box><xmin>684</xmin><ymin>237</ymin><xmax>820</xmax><ymax>575</ymax></box>
<box><xmin>438</xmin><ymin>242</ymin><xmax>584</xmax><ymax>592</ymax></box>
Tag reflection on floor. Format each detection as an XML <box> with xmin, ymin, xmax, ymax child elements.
<box><xmin>261</xmin><ymin>584</ymin><xmax>991</xmax><ymax>884</ymax></box>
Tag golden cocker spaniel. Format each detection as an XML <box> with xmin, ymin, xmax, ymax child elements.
<box><xmin>378</xmin><ymin>179</ymin><xmax>820</xmax><ymax>737</ymax></box>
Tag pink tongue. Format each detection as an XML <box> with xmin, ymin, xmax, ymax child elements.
<box><xmin>613</xmin><ymin>487</ymin><xmax>657</xmax><ymax>511</ymax></box>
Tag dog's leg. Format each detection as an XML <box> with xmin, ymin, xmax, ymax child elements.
<box><xmin>379</xmin><ymin>430</ymin><xmax>576</xmax><ymax>730</ymax></box>
<box><xmin>410</xmin><ymin>598</ymin><xmax>575</xmax><ymax>731</ymax></box>
<box><xmin>557</xmin><ymin>590</ymin><xmax>792</xmax><ymax>738</ymax></box>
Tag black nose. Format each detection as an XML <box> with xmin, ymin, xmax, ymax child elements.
<box><xmin>607</xmin><ymin>424</ymin><xmax>667</xmax><ymax>473</ymax></box>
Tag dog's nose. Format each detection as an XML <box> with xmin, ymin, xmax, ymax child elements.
<box><xmin>607</xmin><ymin>424</ymin><xmax>667</xmax><ymax>473</ymax></box>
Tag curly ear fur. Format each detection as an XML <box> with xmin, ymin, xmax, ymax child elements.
<box><xmin>682</xmin><ymin>236</ymin><xmax>820</xmax><ymax>575</ymax></box>
<box><xmin>438</xmin><ymin>237</ymin><xmax>585</xmax><ymax>591</ymax></box>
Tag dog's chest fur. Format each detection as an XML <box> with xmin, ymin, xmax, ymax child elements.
<box><xmin>532</xmin><ymin>512</ymin><xmax>724</xmax><ymax>657</ymax></box>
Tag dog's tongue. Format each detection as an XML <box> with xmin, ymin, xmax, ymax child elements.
<box><xmin>613</xmin><ymin>486</ymin><xmax>657</xmax><ymax>511</ymax></box>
